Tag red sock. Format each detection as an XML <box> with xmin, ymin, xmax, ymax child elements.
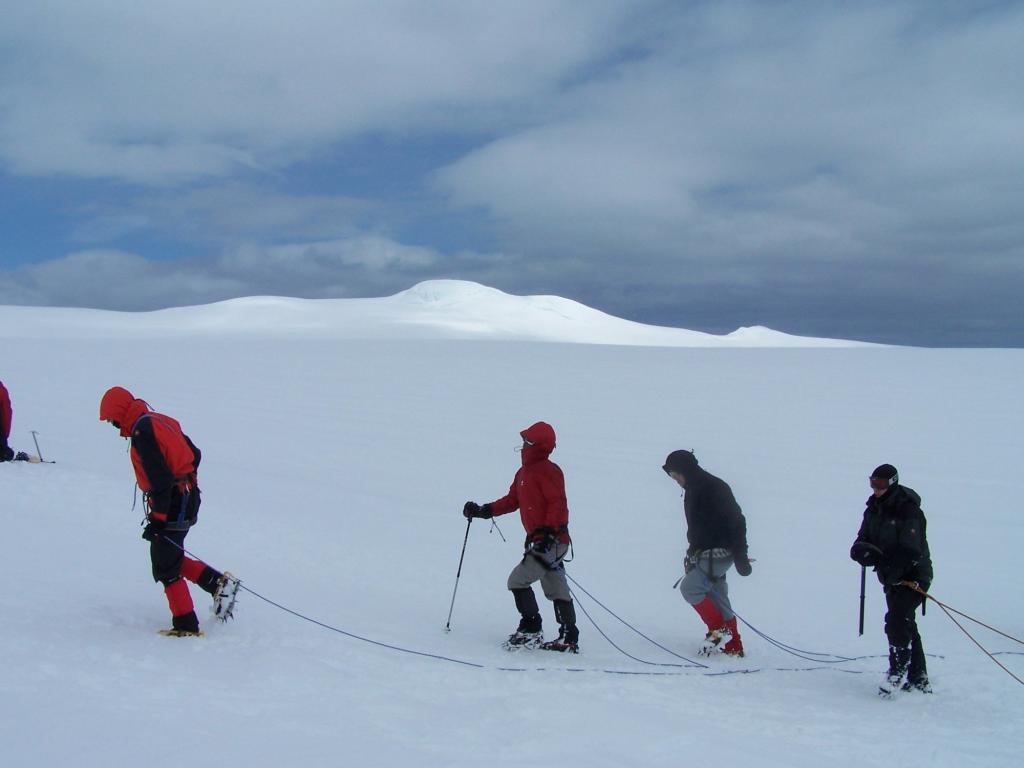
<box><xmin>180</xmin><ymin>557</ymin><xmax>207</xmax><ymax>583</ymax></box>
<box><xmin>164</xmin><ymin>578</ymin><xmax>195</xmax><ymax>617</ymax></box>
<box><xmin>693</xmin><ymin>597</ymin><xmax>725</xmax><ymax>631</ymax></box>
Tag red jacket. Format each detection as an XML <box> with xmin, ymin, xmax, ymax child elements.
<box><xmin>488</xmin><ymin>421</ymin><xmax>570</xmax><ymax>544</ymax></box>
<box><xmin>99</xmin><ymin>386</ymin><xmax>200</xmax><ymax>520</ymax></box>
<box><xmin>0</xmin><ymin>380</ymin><xmax>11</xmax><ymax>441</ymax></box>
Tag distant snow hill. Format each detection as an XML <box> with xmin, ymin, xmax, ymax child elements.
<box><xmin>0</xmin><ymin>279</ymin><xmax>871</xmax><ymax>347</ymax></box>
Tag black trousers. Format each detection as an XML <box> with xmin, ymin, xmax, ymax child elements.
<box><xmin>151</xmin><ymin>529</ymin><xmax>188</xmax><ymax>585</ymax></box>
<box><xmin>884</xmin><ymin>583</ymin><xmax>927</xmax><ymax>678</ymax></box>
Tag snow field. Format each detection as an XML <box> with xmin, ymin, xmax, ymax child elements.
<box><xmin>1</xmin><ymin>296</ymin><xmax>1023</xmax><ymax>766</ymax></box>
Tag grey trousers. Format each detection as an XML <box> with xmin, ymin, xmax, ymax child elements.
<box><xmin>507</xmin><ymin>542</ymin><xmax>571</xmax><ymax>602</ymax></box>
<box><xmin>679</xmin><ymin>551</ymin><xmax>735</xmax><ymax>621</ymax></box>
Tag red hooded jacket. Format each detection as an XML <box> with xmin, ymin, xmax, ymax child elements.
<box><xmin>0</xmin><ymin>380</ymin><xmax>11</xmax><ymax>442</ymax></box>
<box><xmin>99</xmin><ymin>386</ymin><xmax>200</xmax><ymax>521</ymax></box>
<box><xmin>488</xmin><ymin>421</ymin><xmax>570</xmax><ymax>544</ymax></box>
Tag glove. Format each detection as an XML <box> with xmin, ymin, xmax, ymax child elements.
<box><xmin>141</xmin><ymin>523</ymin><xmax>158</xmax><ymax>542</ymax></box>
<box><xmin>734</xmin><ymin>552</ymin><xmax>752</xmax><ymax>577</ymax></box>
<box><xmin>850</xmin><ymin>540</ymin><xmax>883</xmax><ymax>567</ymax></box>
<box><xmin>462</xmin><ymin>502</ymin><xmax>493</xmax><ymax>519</ymax></box>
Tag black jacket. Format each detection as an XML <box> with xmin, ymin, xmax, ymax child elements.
<box><xmin>854</xmin><ymin>485</ymin><xmax>933</xmax><ymax>587</ymax></box>
<box><xmin>683</xmin><ymin>468</ymin><xmax>748</xmax><ymax>557</ymax></box>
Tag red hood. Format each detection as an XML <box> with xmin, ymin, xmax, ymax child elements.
<box><xmin>520</xmin><ymin>421</ymin><xmax>556</xmax><ymax>466</ymax></box>
<box><xmin>99</xmin><ymin>386</ymin><xmax>151</xmax><ymax>438</ymax></box>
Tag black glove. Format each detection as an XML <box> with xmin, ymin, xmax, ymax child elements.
<box><xmin>141</xmin><ymin>523</ymin><xmax>158</xmax><ymax>542</ymax></box>
<box><xmin>462</xmin><ymin>502</ymin><xmax>493</xmax><ymax>519</ymax></box>
<box><xmin>734</xmin><ymin>551</ymin><xmax>752</xmax><ymax>577</ymax></box>
<box><xmin>850</xmin><ymin>540</ymin><xmax>883</xmax><ymax>567</ymax></box>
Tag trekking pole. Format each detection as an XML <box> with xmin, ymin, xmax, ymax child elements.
<box><xmin>445</xmin><ymin>517</ymin><xmax>473</xmax><ymax>632</ymax></box>
<box><xmin>858</xmin><ymin>565</ymin><xmax>866</xmax><ymax>636</ymax></box>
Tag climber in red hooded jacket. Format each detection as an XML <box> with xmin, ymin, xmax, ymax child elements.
<box><xmin>100</xmin><ymin>386</ymin><xmax>230</xmax><ymax>636</ymax></box>
<box><xmin>0</xmin><ymin>379</ymin><xmax>13</xmax><ymax>461</ymax></box>
<box><xmin>463</xmin><ymin>421</ymin><xmax>579</xmax><ymax>652</ymax></box>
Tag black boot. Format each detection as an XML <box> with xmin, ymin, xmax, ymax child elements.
<box><xmin>541</xmin><ymin>599</ymin><xmax>579</xmax><ymax>652</ymax></box>
<box><xmin>905</xmin><ymin>628</ymin><xmax>930</xmax><ymax>692</ymax></box>
<box><xmin>880</xmin><ymin>645</ymin><xmax>911</xmax><ymax>697</ymax></box>
<box><xmin>197</xmin><ymin>566</ymin><xmax>222</xmax><ymax>595</ymax></box>
<box><xmin>162</xmin><ymin>611</ymin><xmax>201</xmax><ymax>637</ymax></box>
<box><xmin>505</xmin><ymin>588</ymin><xmax>543</xmax><ymax>649</ymax></box>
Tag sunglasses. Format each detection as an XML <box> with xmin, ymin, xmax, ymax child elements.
<box><xmin>869</xmin><ymin>476</ymin><xmax>895</xmax><ymax>490</ymax></box>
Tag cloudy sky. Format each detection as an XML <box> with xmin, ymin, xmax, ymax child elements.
<box><xmin>2</xmin><ymin>1</ymin><xmax>1022</xmax><ymax>345</ymax></box>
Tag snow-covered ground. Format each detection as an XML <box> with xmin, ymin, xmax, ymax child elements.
<box><xmin>1</xmin><ymin>281</ymin><xmax>1021</xmax><ymax>767</ymax></box>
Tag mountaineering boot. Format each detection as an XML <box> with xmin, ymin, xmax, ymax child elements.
<box><xmin>907</xmin><ymin>634</ymin><xmax>928</xmax><ymax>689</ymax></box>
<box><xmin>693</xmin><ymin>597</ymin><xmax>730</xmax><ymax>655</ymax></box>
<box><xmin>162</xmin><ymin>577</ymin><xmax>200</xmax><ymax>635</ymax></box>
<box><xmin>879</xmin><ymin>645</ymin><xmax>912</xmax><ymax>698</ymax></box>
<box><xmin>504</xmin><ymin>588</ymin><xmax>543</xmax><ymax>649</ymax></box>
<box><xmin>212</xmin><ymin>571</ymin><xmax>241</xmax><ymax>621</ymax></box>
<box><xmin>541</xmin><ymin>599</ymin><xmax>580</xmax><ymax>653</ymax></box>
<box><xmin>188</xmin><ymin>564</ymin><xmax>222</xmax><ymax>595</ymax></box>
<box><xmin>161</xmin><ymin>609</ymin><xmax>201</xmax><ymax>636</ymax></box>
<box><xmin>721</xmin><ymin>617</ymin><xmax>744</xmax><ymax>657</ymax></box>
<box><xmin>504</xmin><ymin>613</ymin><xmax>543</xmax><ymax>649</ymax></box>
<box><xmin>698</xmin><ymin>626</ymin><xmax>733</xmax><ymax>656</ymax></box>
<box><xmin>902</xmin><ymin>676</ymin><xmax>933</xmax><ymax>694</ymax></box>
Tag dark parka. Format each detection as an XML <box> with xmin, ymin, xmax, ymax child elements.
<box><xmin>854</xmin><ymin>485</ymin><xmax>933</xmax><ymax>588</ymax></box>
<box><xmin>682</xmin><ymin>467</ymin><xmax>749</xmax><ymax>559</ymax></box>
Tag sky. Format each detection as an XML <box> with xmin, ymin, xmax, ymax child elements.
<box><xmin>1</xmin><ymin>0</ymin><xmax>1022</xmax><ymax>347</ymax></box>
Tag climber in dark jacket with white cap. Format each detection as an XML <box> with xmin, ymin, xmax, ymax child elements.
<box><xmin>851</xmin><ymin>463</ymin><xmax>933</xmax><ymax>695</ymax></box>
<box><xmin>663</xmin><ymin>449</ymin><xmax>751</xmax><ymax>657</ymax></box>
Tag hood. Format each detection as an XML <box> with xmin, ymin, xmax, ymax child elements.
<box><xmin>520</xmin><ymin>421</ymin><xmax>556</xmax><ymax>465</ymax></box>
<box><xmin>663</xmin><ymin>449</ymin><xmax>699</xmax><ymax>476</ymax></box>
<box><xmin>99</xmin><ymin>386</ymin><xmax>150</xmax><ymax>438</ymax></box>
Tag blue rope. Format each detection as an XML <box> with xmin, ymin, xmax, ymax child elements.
<box><xmin>151</xmin><ymin>534</ymin><xmax>891</xmax><ymax>677</ymax></box>
<box><xmin>566</xmin><ymin>573</ymin><xmax>707</xmax><ymax>667</ymax></box>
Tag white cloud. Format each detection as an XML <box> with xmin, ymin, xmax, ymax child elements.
<box><xmin>0</xmin><ymin>0</ymin><xmax>636</xmax><ymax>183</ymax></box>
<box><xmin>72</xmin><ymin>184</ymin><xmax>371</xmax><ymax>244</ymax></box>
<box><xmin>0</xmin><ymin>236</ymin><xmax>454</xmax><ymax>310</ymax></box>
<box><xmin>436</xmin><ymin>2</ymin><xmax>1024</xmax><ymax>269</ymax></box>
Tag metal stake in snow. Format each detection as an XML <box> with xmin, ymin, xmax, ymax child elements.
<box><xmin>30</xmin><ymin>431</ymin><xmax>55</xmax><ymax>463</ymax></box>
<box><xmin>445</xmin><ymin>518</ymin><xmax>473</xmax><ymax>632</ymax></box>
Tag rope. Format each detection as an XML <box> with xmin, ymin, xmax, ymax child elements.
<box><xmin>566</xmin><ymin>573</ymin><xmax>707</xmax><ymax>667</ymax></box>
<box><xmin>898</xmin><ymin>581</ymin><xmax>1024</xmax><ymax>686</ymax></box>
<box><xmin>238</xmin><ymin>583</ymin><xmax>484</xmax><ymax>669</ymax></box>
<box><xmin>898</xmin><ymin>582</ymin><xmax>1024</xmax><ymax>646</ymax></box>
<box><xmin>152</xmin><ymin>533</ymin><xmax>1009</xmax><ymax>682</ymax></box>
<box><xmin>569</xmin><ymin>585</ymin><xmax>702</xmax><ymax>669</ymax></box>
<box><xmin>703</xmin><ymin>578</ymin><xmax>867</xmax><ymax>664</ymax></box>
